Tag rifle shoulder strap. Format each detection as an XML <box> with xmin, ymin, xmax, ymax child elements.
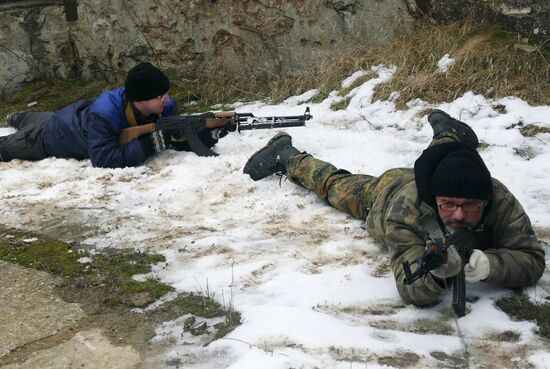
<box><xmin>125</xmin><ymin>102</ymin><xmax>138</xmax><ymax>127</ymax></box>
<box><xmin>418</xmin><ymin>202</ymin><xmax>448</xmax><ymax>245</ymax></box>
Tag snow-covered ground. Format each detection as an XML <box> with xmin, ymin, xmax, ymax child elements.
<box><xmin>1</xmin><ymin>63</ymin><xmax>549</xmax><ymax>369</ymax></box>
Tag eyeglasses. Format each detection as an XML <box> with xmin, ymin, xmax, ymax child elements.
<box><xmin>437</xmin><ymin>201</ymin><xmax>487</xmax><ymax>214</ymax></box>
<box><xmin>157</xmin><ymin>94</ymin><xmax>169</xmax><ymax>103</ymax></box>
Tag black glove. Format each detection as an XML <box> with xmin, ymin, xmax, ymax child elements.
<box><xmin>139</xmin><ymin>130</ymin><xmax>168</xmax><ymax>156</ymax></box>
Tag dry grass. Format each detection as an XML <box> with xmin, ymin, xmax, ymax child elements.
<box><xmin>520</xmin><ymin>124</ymin><xmax>550</xmax><ymax>137</ymax></box>
<box><xmin>182</xmin><ymin>19</ymin><xmax>549</xmax><ymax>110</ymax></box>
<box><xmin>180</xmin><ymin>53</ymin><xmax>365</xmax><ymax>111</ymax></box>
<box><xmin>358</xmin><ymin>20</ymin><xmax>550</xmax><ymax>109</ymax></box>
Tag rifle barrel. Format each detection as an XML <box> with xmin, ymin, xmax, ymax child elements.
<box><xmin>238</xmin><ymin>120</ymin><xmax>306</xmax><ymax>131</ymax></box>
<box><xmin>236</xmin><ymin>108</ymin><xmax>312</xmax><ymax>132</ymax></box>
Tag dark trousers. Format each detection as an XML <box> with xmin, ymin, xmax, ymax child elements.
<box><xmin>0</xmin><ymin>112</ymin><xmax>53</xmax><ymax>161</ymax></box>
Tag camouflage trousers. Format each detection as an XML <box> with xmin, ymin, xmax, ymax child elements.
<box><xmin>285</xmin><ymin>135</ymin><xmax>458</xmax><ymax>220</ymax></box>
<box><xmin>286</xmin><ymin>154</ymin><xmax>407</xmax><ymax>220</ymax></box>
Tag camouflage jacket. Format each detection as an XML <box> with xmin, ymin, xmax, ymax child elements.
<box><xmin>365</xmin><ymin>168</ymin><xmax>546</xmax><ymax>306</ymax></box>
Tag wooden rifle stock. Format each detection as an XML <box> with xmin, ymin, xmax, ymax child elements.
<box><xmin>204</xmin><ymin>112</ymin><xmax>236</xmax><ymax>129</ymax></box>
<box><xmin>204</xmin><ymin>118</ymin><xmax>234</xmax><ymax>128</ymax></box>
<box><xmin>119</xmin><ymin>123</ymin><xmax>156</xmax><ymax>145</ymax></box>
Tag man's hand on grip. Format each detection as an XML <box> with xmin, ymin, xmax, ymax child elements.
<box><xmin>210</xmin><ymin>125</ymin><xmax>229</xmax><ymax>140</ymax></box>
<box><xmin>139</xmin><ymin>130</ymin><xmax>168</xmax><ymax>156</ymax></box>
<box><xmin>430</xmin><ymin>245</ymin><xmax>462</xmax><ymax>279</ymax></box>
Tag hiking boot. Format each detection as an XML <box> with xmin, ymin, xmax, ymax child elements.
<box><xmin>5</xmin><ymin>110</ymin><xmax>37</xmax><ymax>129</ymax></box>
<box><xmin>243</xmin><ymin>132</ymin><xmax>300</xmax><ymax>181</ymax></box>
<box><xmin>428</xmin><ymin>109</ymin><xmax>479</xmax><ymax>149</ymax></box>
<box><xmin>5</xmin><ymin>111</ymin><xmax>26</xmax><ymax>128</ymax></box>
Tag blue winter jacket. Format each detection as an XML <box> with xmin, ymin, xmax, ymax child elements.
<box><xmin>41</xmin><ymin>87</ymin><xmax>177</xmax><ymax>168</ymax></box>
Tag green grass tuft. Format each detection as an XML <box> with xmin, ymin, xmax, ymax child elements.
<box><xmin>0</xmin><ymin>228</ymin><xmax>82</xmax><ymax>277</ymax></box>
<box><xmin>0</xmin><ymin>226</ymin><xmax>242</xmax><ymax>340</ymax></box>
<box><xmin>0</xmin><ymin>226</ymin><xmax>173</xmax><ymax>306</ymax></box>
<box><xmin>158</xmin><ymin>292</ymin><xmax>242</xmax><ymax>340</ymax></box>
<box><xmin>496</xmin><ymin>292</ymin><xmax>550</xmax><ymax>339</ymax></box>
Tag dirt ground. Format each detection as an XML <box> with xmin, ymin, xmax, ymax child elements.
<box><xmin>0</xmin><ymin>260</ymin><xmax>144</xmax><ymax>368</ymax></box>
<box><xmin>0</xmin><ymin>252</ymin><xmax>240</xmax><ymax>369</ymax></box>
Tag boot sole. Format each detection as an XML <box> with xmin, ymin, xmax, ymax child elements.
<box><xmin>243</xmin><ymin>132</ymin><xmax>291</xmax><ymax>180</ymax></box>
<box><xmin>428</xmin><ymin>109</ymin><xmax>479</xmax><ymax>148</ymax></box>
<box><xmin>266</xmin><ymin>131</ymin><xmax>291</xmax><ymax>146</ymax></box>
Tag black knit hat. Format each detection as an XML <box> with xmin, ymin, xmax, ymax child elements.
<box><xmin>430</xmin><ymin>149</ymin><xmax>492</xmax><ymax>200</ymax></box>
<box><xmin>125</xmin><ymin>62</ymin><xmax>170</xmax><ymax>101</ymax></box>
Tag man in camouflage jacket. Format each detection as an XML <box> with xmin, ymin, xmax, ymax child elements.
<box><xmin>242</xmin><ymin>110</ymin><xmax>545</xmax><ymax>307</ymax></box>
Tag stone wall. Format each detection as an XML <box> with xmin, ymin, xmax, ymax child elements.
<box><xmin>1</xmin><ymin>0</ymin><xmax>547</xmax><ymax>93</ymax></box>
<box><xmin>0</xmin><ymin>0</ymin><xmax>414</xmax><ymax>91</ymax></box>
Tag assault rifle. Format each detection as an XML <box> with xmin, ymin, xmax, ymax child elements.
<box><xmin>402</xmin><ymin>229</ymin><xmax>473</xmax><ymax>317</ymax></box>
<box><xmin>119</xmin><ymin>107</ymin><xmax>312</xmax><ymax>157</ymax></box>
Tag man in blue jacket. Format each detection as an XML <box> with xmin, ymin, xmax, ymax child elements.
<box><xmin>0</xmin><ymin>62</ymin><xmax>219</xmax><ymax>168</ymax></box>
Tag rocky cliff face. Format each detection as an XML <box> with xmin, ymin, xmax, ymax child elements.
<box><xmin>0</xmin><ymin>0</ymin><xmax>413</xmax><ymax>91</ymax></box>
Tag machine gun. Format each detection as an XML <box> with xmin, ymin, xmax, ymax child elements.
<box><xmin>402</xmin><ymin>228</ymin><xmax>473</xmax><ymax>317</ymax></box>
<box><xmin>119</xmin><ymin>107</ymin><xmax>312</xmax><ymax>157</ymax></box>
